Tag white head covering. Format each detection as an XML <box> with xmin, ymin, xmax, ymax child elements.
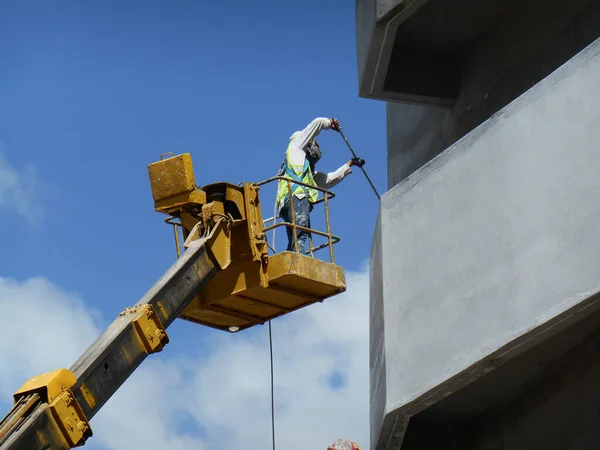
<box><xmin>328</xmin><ymin>439</ymin><xmax>362</xmax><ymax>450</ymax></box>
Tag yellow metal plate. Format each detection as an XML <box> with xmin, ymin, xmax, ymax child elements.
<box><xmin>154</xmin><ymin>189</ymin><xmax>207</xmax><ymax>213</ymax></box>
<box><xmin>126</xmin><ymin>304</ymin><xmax>169</xmax><ymax>354</ymax></box>
<box><xmin>49</xmin><ymin>390</ymin><xmax>92</xmax><ymax>448</ymax></box>
<box><xmin>14</xmin><ymin>368</ymin><xmax>77</xmax><ymax>404</ymax></box>
<box><xmin>266</xmin><ymin>251</ymin><xmax>346</xmax><ymax>297</ymax></box>
<box><xmin>179</xmin><ymin>251</ymin><xmax>346</xmax><ymax>332</ymax></box>
<box><xmin>148</xmin><ymin>153</ymin><xmax>196</xmax><ymax>202</ymax></box>
<box><xmin>181</xmin><ymin>306</ymin><xmax>249</xmax><ymax>329</ymax></box>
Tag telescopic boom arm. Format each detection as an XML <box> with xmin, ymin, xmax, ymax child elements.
<box><xmin>0</xmin><ymin>222</ymin><xmax>228</xmax><ymax>450</ymax></box>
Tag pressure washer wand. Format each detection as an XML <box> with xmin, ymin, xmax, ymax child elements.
<box><xmin>338</xmin><ymin>130</ymin><xmax>381</xmax><ymax>200</ymax></box>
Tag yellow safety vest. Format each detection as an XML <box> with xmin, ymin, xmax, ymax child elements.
<box><xmin>276</xmin><ymin>142</ymin><xmax>319</xmax><ymax>205</ymax></box>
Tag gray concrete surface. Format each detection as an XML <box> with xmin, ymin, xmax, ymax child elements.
<box><xmin>356</xmin><ymin>0</ymin><xmax>600</xmax><ymax>107</ymax></box>
<box><xmin>369</xmin><ymin>212</ymin><xmax>386</xmax><ymax>450</ymax></box>
<box><xmin>355</xmin><ymin>0</ymin><xmax>431</xmax><ymax>102</ymax></box>
<box><xmin>384</xmin><ymin>0</ymin><xmax>600</xmax><ymax>188</ymax></box>
<box><xmin>355</xmin><ymin>0</ymin><xmax>513</xmax><ymax>104</ymax></box>
<box><xmin>469</xmin><ymin>326</ymin><xmax>600</xmax><ymax>450</ymax></box>
<box><xmin>370</xmin><ymin>36</ymin><xmax>600</xmax><ymax>449</ymax></box>
<box><xmin>400</xmin><ymin>296</ymin><xmax>600</xmax><ymax>449</ymax></box>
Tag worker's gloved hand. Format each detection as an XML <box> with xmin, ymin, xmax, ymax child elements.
<box><xmin>330</xmin><ymin>117</ymin><xmax>341</xmax><ymax>132</ymax></box>
<box><xmin>349</xmin><ymin>157</ymin><xmax>365</xmax><ymax>168</ymax></box>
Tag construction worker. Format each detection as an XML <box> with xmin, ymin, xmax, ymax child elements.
<box><xmin>327</xmin><ymin>438</ymin><xmax>362</xmax><ymax>450</ymax></box>
<box><xmin>276</xmin><ymin>117</ymin><xmax>364</xmax><ymax>254</ymax></box>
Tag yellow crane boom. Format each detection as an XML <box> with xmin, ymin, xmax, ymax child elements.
<box><xmin>0</xmin><ymin>153</ymin><xmax>346</xmax><ymax>449</ymax></box>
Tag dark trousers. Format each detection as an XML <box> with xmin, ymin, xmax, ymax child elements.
<box><xmin>280</xmin><ymin>196</ymin><xmax>311</xmax><ymax>254</ymax></box>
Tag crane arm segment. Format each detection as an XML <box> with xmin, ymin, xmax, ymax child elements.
<box><xmin>0</xmin><ymin>221</ymin><xmax>228</xmax><ymax>450</ymax></box>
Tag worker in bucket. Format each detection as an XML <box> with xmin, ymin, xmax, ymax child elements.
<box><xmin>327</xmin><ymin>438</ymin><xmax>362</xmax><ymax>450</ymax></box>
<box><xmin>275</xmin><ymin>117</ymin><xmax>364</xmax><ymax>254</ymax></box>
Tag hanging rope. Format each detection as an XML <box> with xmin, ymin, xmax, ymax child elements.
<box><xmin>269</xmin><ymin>320</ymin><xmax>276</xmax><ymax>450</ymax></box>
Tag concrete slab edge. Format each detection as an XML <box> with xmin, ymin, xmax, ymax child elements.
<box><xmin>380</xmin><ymin>289</ymin><xmax>600</xmax><ymax>449</ymax></box>
<box><xmin>383</xmin><ymin>36</ymin><xmax>600</xmax><ymax>204</ymax></box>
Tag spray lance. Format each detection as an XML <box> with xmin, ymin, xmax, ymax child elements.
<box><xmin>337</xmin><ymin>129</ymin><xmax>381</xmax><ymax>200</ymax></box>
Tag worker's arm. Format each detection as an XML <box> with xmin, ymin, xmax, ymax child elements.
<box><xmin>313</xmin><ymin>162</ymin><xmax>352</xmax><ymax>190</ymax></box>
<box><xmin>314</xmin><ymin>157</ymin><xmax>365</xmax><ymax>190</ymax></box>
<box><xmin>292</xmin><ymin>117</ymin><xmax>340</xmax><ymax>150</ymax></box>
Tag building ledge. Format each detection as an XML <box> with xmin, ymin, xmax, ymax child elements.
<box><xmin>356</xmin><ymin>0</ymin><xmax>514</xmax><ymax>105</ymax></box>
<box><xmin>369</xmin><ymin>37</ymin><xmax>600</xmax><ymax>449</ymax></box>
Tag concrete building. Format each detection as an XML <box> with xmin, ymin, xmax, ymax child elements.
<box><xmin>355</xmin><ymin>0</ymin><xmax>600</xmax><ymax>448</ymax></box>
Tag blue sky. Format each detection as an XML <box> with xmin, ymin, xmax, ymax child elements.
<box><xmin>0</xmin><ymin>2</ymin><xmax>386</xmax><ymax>448</ymax></box>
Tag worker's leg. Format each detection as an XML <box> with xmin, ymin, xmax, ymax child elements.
<box><xmin>280</xmin><ymin>198</ymin><xmax>296</xmax><ymax>251</ymax></box>
<box><xmin>294</xmin><ymin>197</ymin><xmax>310</xmax><ymax>254</ymax></box>
<box><xmin>281</xmin><ymin>196</ymin><xmax>310</xmax><ymax>253</ymax></box>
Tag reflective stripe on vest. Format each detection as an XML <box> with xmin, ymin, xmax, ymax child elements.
<box><xmin>276</xmin><ymin>143</ymin><xmax>319</xmax><ymax>205</ymax></box>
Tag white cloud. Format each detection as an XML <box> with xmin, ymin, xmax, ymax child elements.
<box><xmin>0</xmin><ymin>147</ymin><xmax>42</xmax><ymax>220</ymax></box>
<box><xmin>188</xmin><ymin>266</ymin><xmax>370</xmax><ymax>449</ymax></box>
<box><xmin>0</xmin><ymin>266</ymin><xmax>369</xmax><ymax>450</ymax></box>
<box><xmin>0</xmin><ymin>277</ymin><xmax>100</xmax><ymax>403</ymax></box>
<box><xmin>89</xmin><ymin>359</ymin><xmax>209</xmax><ymax>450</ymax></box>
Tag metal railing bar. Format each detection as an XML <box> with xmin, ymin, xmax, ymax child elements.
<box><xmin>262</xmin><ymin>222</ymin><xmax>334</xmax><ymax>239</ymax></box>
<box><xmin>255</xmin><ymin>176</ymin><xmax>336</xmax><ymax>200</ymax></box>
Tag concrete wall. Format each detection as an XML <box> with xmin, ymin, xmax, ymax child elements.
<box><xmin>398</xmin><ymin>320</ymin><xmax>600</xmax><ymax>450</ymax></box>
<box><xmin>386</xmin><ymin>0</ymin><xmax>600</xmax><ymax>188</ymax></box>
<box><xmin>370</xmin><ymin>36</ymin><xmax>600</xmax><ymax>449</ymax></box>
<box><xmin>470</xmin><ymin>329</ymin><xmax>600</xmax><ymax>450</ymax></box>
<box><xmin>369</xmin><ymin>212</ymin><xmax>387</xmax><ymax>450</ymax></box>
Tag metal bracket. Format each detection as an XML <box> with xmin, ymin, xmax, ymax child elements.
<box><xmin>120</xmin><ymin>304</ymin><xmax>169</xmax><ymax>354</ymax></box>
<box><xmin>243</xmin><ymin>183</ymin><xmax>269</xmax><ymax>287</ymax></box>
<box><xmin>205</xmin><ymin>219</ymin><xmax>232</xmax><ymax>270</ymax></box>
<box><xmin>12</xmin><ymin>369</ymin><xmax>92</xmax><ymax>448</ymax></box>
<box><xmin>243</xmin><ymin>184</ymin><xmax>267</xmax><ymax>261</ymax></box>
<box><xmin>49</xmin><ymin>389</ymin><xmax>92</xmax><ymax>448</ymax></box>
<box><xmin>13</xmin><ymin>368</ymin><xmax>77</xmax><ymax>405</ymax></box>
